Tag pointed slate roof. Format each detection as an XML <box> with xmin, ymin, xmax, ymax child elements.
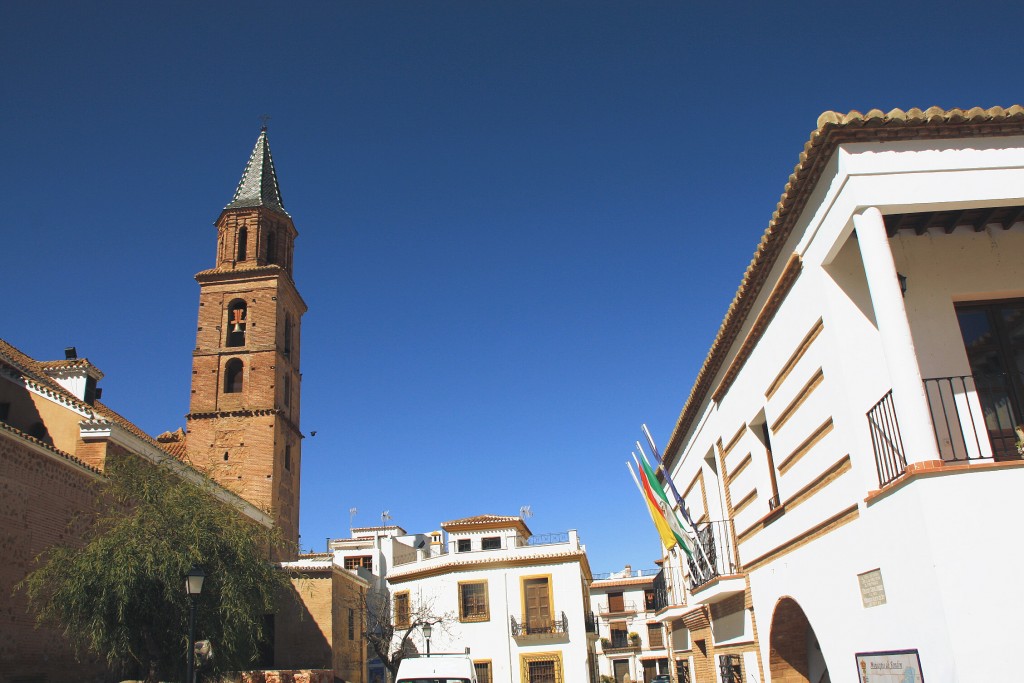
<box><xmin>224</xmin><ymin>127</ymin><xmax>288</xmax><ymax>216</ymax></box>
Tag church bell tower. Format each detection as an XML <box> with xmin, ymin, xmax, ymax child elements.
<box><xmin>185</xmin><ymin>127</ymin><xmax>306</xmax><ymax>554</ymax></box>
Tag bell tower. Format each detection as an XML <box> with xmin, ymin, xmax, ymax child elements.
<box><xmin>185</xmin><ymin>127</ymin><xmax>306</xmax><ymax>554</ymax></box>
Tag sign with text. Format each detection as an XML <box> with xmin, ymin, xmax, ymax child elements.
<box><xmin>855</xmin><ymin>649</ymin><xmax>924</xmax><ymax>683</ymax></box>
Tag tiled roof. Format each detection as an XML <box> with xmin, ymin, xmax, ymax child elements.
<box><xmin>442</xmin><ymin>514</ymin><xmax>520</xmax><ymax>526</ymax></box>
<box><xmin>0</xmin><ymin>420</ymin><xmax>102</xmax><ymax>475</ymax></box>
<box><xmin>663</xmin><ymin>105</ymin><xmax>1024</xmax><ymax>469</ymax></box>
<box><xmin>224</xmin><ymin>128</ymin><xmax>288</xmax><ymax>216</ymax></box>
<box><xmin>0</xmin><ymin>338</ymin><xmax>182</xmax><ymax>462</ymax></box>
<box><xmin>156</xmin><ymin>427</ymin><xmax>188</xmax><ymax>461</ymax></box>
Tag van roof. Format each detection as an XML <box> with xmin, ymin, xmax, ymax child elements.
<box><xmin>396</xmin><ymin>655</ymin><xmax>475</xmax><ymax>679</ymax></box>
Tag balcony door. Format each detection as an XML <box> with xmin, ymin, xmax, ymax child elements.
<box><xmin>524</xmin><ymin>577</ymin><xmax>551</xmax><ymax>633</ymax></box>
<box><xmin>956</xmin><ymin>300</ymin><xmax>1024</xmax><ymax>458</ymax></box>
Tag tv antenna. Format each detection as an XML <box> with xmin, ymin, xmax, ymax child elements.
<box><xmin>381</xmin><ymin>510</ymin><xmax>392</xmax><ymax>524</ymax></box>
<box><xmin>519</xmin><ymin>505</ymin><xmax>533</xmax><ymax>519</ymax></box>
<box><xmin>349</xmin><ymin>507</ymin><xmax>358</xmax><ymax>529</ymax></box>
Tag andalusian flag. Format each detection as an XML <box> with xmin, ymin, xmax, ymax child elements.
<box><xmin>627</xmin><ymin>461</ymin><xmax>677</xmax><ymax>551</ymax></box>
<box><xmin>635</xmin><ymin>452</ymin><xmax>694</xmax><ymax>559</ymax></box>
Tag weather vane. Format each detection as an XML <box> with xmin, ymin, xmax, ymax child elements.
<box><xmin>259</xmin><ymin>113</ymin><xmax>271</xmax><ymax>131</ymax></box>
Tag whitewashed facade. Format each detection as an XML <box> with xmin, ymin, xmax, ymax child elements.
<box><xmin>590</xmin><ymin>566</ymin><xmax>669</xmax><ymax>683</ymax></box>
<box><xmin>385</xmin><ymin>515</ymin><xmax>597</xmax><ymax>683</ymax></box>
<box><xmin>654</xmin><ymin>106</ymin><xmax>1024</xmax><ymax>683</ymax></box>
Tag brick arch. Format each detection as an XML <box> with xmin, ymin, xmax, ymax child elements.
<box><xmin>769</xmin><ymin>596</ymin><xmax>828</xmax><ymax>683</ymax></box>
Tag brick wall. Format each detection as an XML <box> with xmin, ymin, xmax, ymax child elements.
<box><xmin>0</xmin><ymin>433</ymin><xmax>107</xmax><ymax>682</ymax></box>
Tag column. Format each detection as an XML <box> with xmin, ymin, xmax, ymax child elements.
<box><xmin>853</xmin><ymin>207</ymin><xmax>940</xmax><ymax>462</ymax></box>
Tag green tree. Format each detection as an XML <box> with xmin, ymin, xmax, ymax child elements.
<box><xmin>20</xmin><ymin>456</ymin><xmax>288</xmax><ymax>682</ymax></box>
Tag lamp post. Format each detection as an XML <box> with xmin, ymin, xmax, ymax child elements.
<box><xmin>422</xmin><ymin>622</ymin><xmax>432</xmax><ymax>657</ymax></box>
<box><xmin>185</xmin><ymin>566</ymin><xmax>206</xmax><ymax>683</ymax></box>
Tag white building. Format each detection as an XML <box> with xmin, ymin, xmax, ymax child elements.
<box><xmin>590</xmin><ymin>565</ymin><xmax>669</xmax><ymax>683</ymax></box>
<box><xmin>653</xmin><ymin>105</ymin><xmax>1024</xmax><ymax>683</ymax></box>
<box><xmin>384</xmin><ymin>514</ymin><xmax>597</xmax><ymax>683</ymax></box>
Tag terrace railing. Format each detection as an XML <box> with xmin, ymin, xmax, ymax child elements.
<box><xmin>510</xmin><ymin>611</ymin><xmax>569</xmax><ymax>638</ymax></box>
<box><xmin>925</xmin><ymin>374</ymin><xmax>1022</xmax><ymax>461</ymax></box>
<box><xmin>686</xmin><ymin>520</ymin><xmax>738</xmax><ymax>591</ymax></box>
<box><xmin>867</xmin><ymin>389</ymin><xmax>908</xmax><ymax>487</ymax></box>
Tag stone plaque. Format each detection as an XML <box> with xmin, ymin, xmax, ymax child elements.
<box><xmin>857</xmin><ymin>568</ymin><xmax>886</xmax><ymax>608</ymax></box>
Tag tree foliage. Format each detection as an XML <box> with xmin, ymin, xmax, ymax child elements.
<box><xmin>21</xmin><ymin>456</ymin><xmax>288</xmax><ymax>682</ymax></box>
<box><xmin>360</xmin><ymin>589</ymin><xmax>454</xmax><ymax>681</ymax></box>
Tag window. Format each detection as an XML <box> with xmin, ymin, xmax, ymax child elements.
<box><xmin>610</xmin><ymin>622</ymin><xmax>628</xmax><ymax>649</ymax></box>
<box><xmin>284</xmin><ymin>314</ymin><xmax>292</xmax><ymax>357</ymax></box>
<box><xmin>474</xmin><ymin>661</ymin><xmax>492</xmax><ymax>683</ymax></box>
<box><xmin>393</xmin><ymin>591</ymin><xmax>410</xmax><ymax>628</ymax></box>
<box><xmin>266</xmin><ymin>230</ymin><xmax>277</xmax><ymax>264</ymax></box>
<box><xmin>523</xmin><ymin>576</ymin><xmax>551</xmax><ymax>633</ymax></box>
<box><xmin>718</xmin><ymin>654</ymin><xmax>742</xmax><ymax>683</ymax></box>
<box><xmin>284</xmin><ymin>444</ymin><xmax>291</xmax><ymax>471</ymax></box>
<box><xmin>348</xmin><ymin>607</ymin><xmax>355</xmax><ymax>640</ymax></box>
<box><xmin>648</xmin><ymin>622</ymin><xmax>664</xmax><ymax>649</ymax></box>
<box><xmin>676</xmin><ymin>658</ymin><xmax>691</xmax><ymax>683</ymax></box>
<box><xmin>521</xmin><ymin>652</ymin><xmax>562</xmax><ymax>683</ymax></box>
<box><xmin>481</xmin><ymin>536</ymin><xmax>501</xmax><ymax>550</ymax></box>
<box><xmin>955</xmin><ymin>300</ymin><xmax>1024</xmax><ymax>458</ymax></box>
<box><xmin>458</xmin><ymin>581</ymin><xmax>489</xmax><ymax>622</ymax></box>
<box><xmin>457</xmin><ymin>538</ymin><xmax>472</xmax><ymax>553</ymax></box>
<box><xmin>237</xmin><ymin>227</ymin><xmax>248</xmax><ymax>261</ymax></box>
<box><xmin>644</xmin><ymin>588</ymin><xmax>656</xmax><ymax>611</ymax></box>
<box><xmin>226</xmin><ymin>299</ymin><xmax>247</xmax><ymax>347</ymax></box>
<box><xmin>283</xmin><ymin>372</ymin><xmax>291</xmax><ymax>406</ymax></box>
<box><xmin>224</xmin><ymin>359</ymin><xmax>243</xmax><ymax>393</ymax></box>
<box><xmin>608</xmin><ymin>591</ymin><xmax>625</xmax><ymax>613</ymax></box>
<box><xmin>344</xmin><ymin>556</ymin><xmax>373</xmax><ymax>570</ymax></box>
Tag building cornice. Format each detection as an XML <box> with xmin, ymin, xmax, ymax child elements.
<box><xmin>388</xmin><ymin>548</ymin><xmax>591</xmax><ymax>583</ymax></box>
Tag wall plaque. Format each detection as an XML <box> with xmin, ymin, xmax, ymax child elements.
<box><xmin>855</xmin><ymin>649</ymin><xmax>924</xmax><ymax>682</ymax></box>
<box><xmin>857</xmin><ymin>568</ymin><xmax>886</xmax><ymax>608</ymax></box>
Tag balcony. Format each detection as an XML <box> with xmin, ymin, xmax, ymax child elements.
<box><xmin>686</xmin><ymin>520</ymin><xmax>744</xmax><ymax>604</ymax></box>
<box><xmin>510</xmin><ymin>612</ymin><xmax>568</xmax><ymax>640</ymax></box>
<box><xmin>598</xmin><ymin>600</ymin><xmax>639</xmax><ymax>616</ymax></box>
<box><xmin>868</xmin><ymin>376</ymin><xmax>1023</xmax><ymax>487</ymax></box>
<box><xmin>925</xmin><ymin>375</ymin><xmax>1023</xmax><ymax>462</ymax></box>
<box><xmin>601</xmin><ymin>634</ymin><xmax>640</xmax><ymax>654</ymax></box>
<box><xmin>584</xmin><ymin>611</ymin><xmax>597</xmax><ymax>634</ymax></box>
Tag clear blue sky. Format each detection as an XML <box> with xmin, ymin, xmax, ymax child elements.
<box><xmin>3</xmin><ymin>1</ymin><xmax>1022</xmax><ymax>573</ymax></box>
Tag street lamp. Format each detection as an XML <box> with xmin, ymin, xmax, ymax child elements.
<box><xmin>422</xmin><ymin>622</ymin><xmax>432</xmax><ymax>657</ymax></box>
<box><xmin>185</xmin><ymin>566</ymin><xmax>206</xmax><ymax>683</ymax></box>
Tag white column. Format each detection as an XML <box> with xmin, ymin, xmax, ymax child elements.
<box><xmin>853</xmin><ymin>207</ymin><xmax>940</xmax><ymax>462</ymax></box>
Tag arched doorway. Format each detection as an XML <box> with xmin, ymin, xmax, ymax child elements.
<box><xmin>769</xmin><ymin>597</ymin><xmax>830</xmax><ymax>683</ymax></box>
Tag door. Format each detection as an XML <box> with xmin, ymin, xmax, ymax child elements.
<box><xmin>608</xmin><ymin>591</ymin><xmax>625</xmax><ymax>613</ymax></box>
<box><xmin>613</xmin><ymin>659</ymin><xmax>630</xmax><ymax>683</ymax></box>
<box><xmin>956</xmin><ymin>300</ymin><xmax>1024</xmax><ymax>458</ymax></box>
<box><xmin>524</xmin><ymin>577</ymin><xmax>551</xmax><ymax>633</ymax></box>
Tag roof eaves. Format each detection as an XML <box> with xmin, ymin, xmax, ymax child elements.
<box><xmin>662</xmin><ymin>106</ymin><xmax>1024</xmax><ymax>472</ymax></box>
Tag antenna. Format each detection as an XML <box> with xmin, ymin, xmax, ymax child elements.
<box><xmin>349</xmin><ymin>507</ymin><xmax>358</xmax><ymax>530</ymax></box>
<box><xmin>381</xmin><ymin>510</ymin><xmax>392</xmax><ymax>524</ymax></box>
<box><xmin>519</xmin><ymin>505</ymin><xmax>533</xmax><ymax>519</ymax></box>
<box><xmin>259</xmin><ymin>113</ymin><xmax>271</xmax><ymax>131</ymax></box>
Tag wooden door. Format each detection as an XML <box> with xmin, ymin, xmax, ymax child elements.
<box><xmin>608</xmin><ymin>591</ymin><xmax>625</xmax><ymax>613</ymax></box>
<box><xmin>524</xmin><ymin>578</ymin><xmax>550</xmax><ymax>632</ymax></box>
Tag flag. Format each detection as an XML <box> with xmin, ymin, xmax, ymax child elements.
<box><xmin>635</xmin><ymin>452</ymin><xmax>694</xmax><ymax>559</ymax></box>
<box><xmin>626</xmin><ymin>462</ymin><xmax>677</xmax><ymax>551</ymax></box>
<box><xmin>642</xmin><ymin>424</ymin><xmax>697</xmax><ymax>528</ymax></box>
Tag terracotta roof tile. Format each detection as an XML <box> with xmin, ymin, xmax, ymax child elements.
<box><xmin>663</xmin><ymin>105</ymin><xmax>1024</xmax><ymax>470</ymax></box>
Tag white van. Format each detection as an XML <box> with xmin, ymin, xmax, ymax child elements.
<box><xmin>395</xmin><ymin>654</ymin><xmax>477</xmax><ymax>683</ymax></box>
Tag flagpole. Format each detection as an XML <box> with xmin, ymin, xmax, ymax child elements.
<box><xmin>642</xmin><ymin>424</ymin><xmax>693</xmax><ymax>525</ymax></box>
<box><xmin>636</xmin><ymin>446</ymin><xmax>714</xmax><ymax>578</ymax></box>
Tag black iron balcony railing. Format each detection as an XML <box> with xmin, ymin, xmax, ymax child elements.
<box><xmin>584</xmin><ymin>611</ymin><xmax>596</xmax><ymax>633</ymax></box>
<box><xmin>602</xmin><ymin>634</ymin><xmax>640</xmax><ymax>651</ymax></box>
<box><xmin>686</xmin><ymin>520</ymin><xmax>738</xmax><ymax>591</ymax></box>
<box><xmin>868</xmin><ymin>389</ymin><xmax>907</xmax><ymax>487</ymax></box>
<box><xmin>925</xmin><ymin>374</ymin><xmax>1023</xmax><ymax>462</ymax></box>
<box><xmin>525</xmin><ymin>532</ymin><xmax>569</xmax><ymax>546</ymax></box>
<box><xmin>510</xmin><ymin>611</ymin><xmax>568</xmax><ymax>637</ymax></box>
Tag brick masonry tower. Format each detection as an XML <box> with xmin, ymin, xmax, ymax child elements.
<box><xmin>186</xmin><ymin>128</ymin><xmax>306</xmax><ymax>555</ymax></box>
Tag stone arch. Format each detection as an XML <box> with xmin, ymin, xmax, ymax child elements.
<box><xmin>768</xmin><ymin>596</ymin><xmax>830</xmax><ymax>683</ymax></box>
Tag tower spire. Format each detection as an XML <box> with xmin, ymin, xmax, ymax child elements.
<box><xmin>225</xmin><ymin>128</ymin><xmax>287</xmax><ymax>216</ymax></box>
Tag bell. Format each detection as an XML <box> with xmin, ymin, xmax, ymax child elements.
<box><xmin>232</xmin><ymin>322</ymin><xmax>243</xmax><ymax>333</ymax></box>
